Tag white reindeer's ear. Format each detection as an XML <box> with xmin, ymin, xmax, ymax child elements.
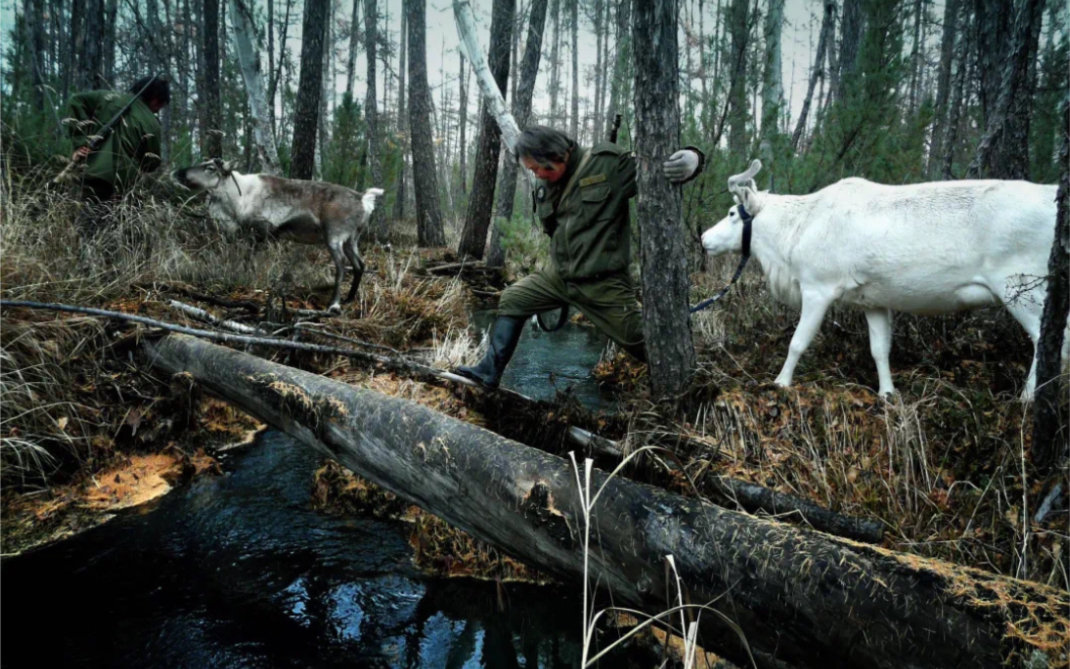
<box><xmin>222</xmin><ymin>161</ymin><xmax>235</xmax><ymax>172</ymax></box>
<box><xmin>739</xmin><ymin>185</ymin><xmax>765</xmax><ymax>215</ymax></box>
<box><xmin>727</xmin><ymin>160</ymin><xmax>762</xmax><ymax>194</ymax></box>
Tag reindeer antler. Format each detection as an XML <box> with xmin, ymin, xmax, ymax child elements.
<box><xmin>728</xmin><ymin>160</ymin><xmax>762</xmax><ymax>194</ymax></box>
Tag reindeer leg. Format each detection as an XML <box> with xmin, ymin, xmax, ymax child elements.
<box><xmin>864</xmin><ymin>308</ymin><xmax>895</xmax><ymax>398</ymax></box>
<box><xmin>327</xmin><ymin>242</ymin><xmax>346</xmax><ymax>314</ymax></box>
<box><xmin>343</xmin><ymin>238</ymin><xmax>364</xmax><ymax>304</ymax></box>
<box><xmin>775</xmin><ymin>289</ymin><xmax>834</xmax><ymax>389</ymax></box>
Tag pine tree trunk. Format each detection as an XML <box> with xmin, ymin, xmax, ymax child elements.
<box><xmin>406</xmin><ymin>0</ymin><xmax>446</xmax><ymax>247</ymax></box>
<box><xmin>908</xmin><ymin>0</ymin><xmax>923</xmax><ymax>114</ymax></box>
<box><xmin>345</xmin><ymin>0</ymin><xmax>359</xmax><ymax>96</ymax></box>
<box><xmin>837</xmin><ymin>0</ymin><xmax>862</xmax><ymax>102</ymax></box>
<box><xmin>457</xmin><ymin>0</ymin><xmax>514</xmax><ymax>260</ymax></box>
<box><xmin>230</xmin><ymin>0</ymin><xmax>280</xmax><ymax>174</ymax></box>
<box><xmin>79</xmin><ymin>0</ymin><xmax>105</xmax><ymax>88</ymax></box>
<box><xmin>487</xmin><ymin>0</ymin><xmax>549</xmax><ymax>268</ymax></box>
<box><xmin>569</xmin><ymin>0</ymin><xmax>578</xmax><ymax>138</ymax></box>
<box><xmin>632</xmin><ymin>0</ymin><xmax>696</xmax><ymax>398</ymax></box>
<box><xmin>1032</xmin><ymin>99</ymin><xmax>1070</xmax><ymax>469</ymax></box>
<box><xmin>393</xmin><ymin>8</ymin><xmax>408</xmax><ymax>221</ymax></box>
<box><xmin>941</xmin><ymin>7</ymin><xmax>970</xmax><ymax>180</ymax></box>
<box><xmin>202</xmin><ymin>0</ymin><xmax>223</xmax><ymax>158</ymax></box>
<box><xmin>459</xmin><ymin>52</ymin><xmax>468</xmax><ymax>194</ymax></box>
<box><xmin>28</xmin><ymin>0</ymin><xmax>46</xmax><ymax>110</ymax></box>
<box><xmin>928</xmin><ymin>0</ymin><xmax>960</xmax><ymax>177</ymax></box>
<box><xmin>791</xmin><ymin>0</ymin><xmax>834</xmax><ymax>153</ymax></box>
<box><xmin>363</xmin><ymin>0</ymin><xmax>387</xmax><ymax>239</ymax></box>
<box><xmin>760</xmin><ymin>0</ymin><xmax>785</xmax><ymax>143</ymax></box>
<box><xmin>592</xmin><ymin>0</ymin><xmax>604</xmax><ymax>143</ymax></box>
<box><xmin>317</xmin><ymin>0</ymin><xmax>334</xmax><ymax>178</ymax></box>
<box><xmin>975</xmin><ymin>0</ymin><xmax>1011</xmax><ymax>128</ymax></box>
<box><xmin>966</xmin><ymin>0</ymin><xmax>1046</xmax><ymax>180</ymax></box>
<box><xmin>288</xmin><ymin>0</ymin><xmax>326</xmax><ymax>177</ymax></box>
<box><xmin>726</xmin><ymin>0</ymin><xmax>750</xmax><ymax>155</ymax></box>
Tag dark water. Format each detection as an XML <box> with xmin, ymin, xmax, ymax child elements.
<box><xmin>469</xmin><ymin>310</ymin><xmax>615</xmax><ymax>412</ymax></box>
<box><xmin>0</xmin><ymin>433</ymin><xmax>611</xmax><ymax>669</ymax></box>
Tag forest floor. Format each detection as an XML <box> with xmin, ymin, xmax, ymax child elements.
<box><xmin>2</xmin><ymin>185</ymin><xmax>1067</xmax><ymax>662</ymax></box>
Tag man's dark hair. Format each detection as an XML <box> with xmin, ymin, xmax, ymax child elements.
<box><xmin>129</xmin><ymin>75</ymin><xmax>171</xmax><ymax>106</ymax></box>
<box><xmin>515</xmin><ymin>125</ymin><xmax>574</xmax><ymax>166</ymax></box>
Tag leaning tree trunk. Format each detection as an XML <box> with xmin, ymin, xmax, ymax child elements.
<box><xmin>144</xmin><ymin>334</ymin><xmax>1070</xmax><ymax>669</ymax></box>
<box><xmin>288</xmin><ymin>0</ymin><xmax>327</xmax><ymax>178</ymax></box>
<box><xmin>406</xmin><ymin>0</ymin><xmax>446</xmax><ymax>247</ymax></box>
<box><xmin>202</xmin><ymin>0</ymin><xmax>224</xmax><ymax>159</ymax></box>
<box><xmin>966</xmin><ymin>0</ymin><xmax>1047</xmax><ymax>180</ymax></box>
<box><xmin>456</xmin><ymin>0</ymin><xmax>514</xmax><ymax>260</ymax></box>
<box><xmin>363</xmin><ymin>0</ymin><xmax>387</xmax><ymax>240</ymax></box>
<box><xmin>632</xmin><ymin>0</ymin><xmax>696</xmax><ymax>397</ymax></box>
<box><xmin>1032</xmin><ymin>98</ymin><xmax>1070</xmax><ymax>469</ymax></box>
<box><xmin>487</xmin><ymin>0</ymin><xmax>549</xmax><ymax>268</ymax></box>
<box><xmin>791</xmin><ymin>0</ymin><xmax>834</xmax><ymax>153</ymax></box>
<box><xmin>230</xmin><ymin>0</ymin><xmax>280</xmax><ymax>174</ymax></box>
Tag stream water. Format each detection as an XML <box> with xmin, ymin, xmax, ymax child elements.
<box><xmin>0</xmin><ymin>432</ymin><xmax>642</xmax><ymax>668</ymax></box>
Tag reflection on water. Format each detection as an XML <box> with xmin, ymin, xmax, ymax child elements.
<box><xmin>1</xmin><ymin>432</ymin><xmax>635</xmax><ymax>668</ymax></box>
<box><xmin>469</xmin><ymin>309</ymin><xmax>615</xmax><ymax>412</ymax></box>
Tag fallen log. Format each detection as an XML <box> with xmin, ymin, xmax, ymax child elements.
<box><xmin>143</xmin><ymin>334</ymin><xmax>1068</xmax><ymax>669</ymax></box>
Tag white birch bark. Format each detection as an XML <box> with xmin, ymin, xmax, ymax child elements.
<box><xmin>230</xmin><ymin>0</ymin><xmax>280</xmax><ymax>174</ymax></box>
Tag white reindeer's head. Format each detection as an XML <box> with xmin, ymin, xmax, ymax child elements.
<box><xmin>171</xmin><ymin>158</ymin><xmax>236</xmax><ymax>192</ymax></box>
<box><xmin>701</xmin><ymin>160</ymin><xmax>765</xmax><ymax>256</ymax></box>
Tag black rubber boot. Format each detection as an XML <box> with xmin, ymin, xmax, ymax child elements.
<box><xmin>453</xmin><ymin>316</ymin><xmax>525</xmax><ymax>389</ymax></box>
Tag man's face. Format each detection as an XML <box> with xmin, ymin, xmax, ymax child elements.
<box><xmin>521</xmin><ymin>153</ymin><xmax>569</xmax><ymax>183</ymax></box>
<box><xmin>148</xmin><ymin>98</ymin><xmax>167</xmax><ymax>113</ymax></box>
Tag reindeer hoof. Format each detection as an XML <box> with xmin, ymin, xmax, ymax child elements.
<box><xmin>328</xmin><ymin>304</ymin><xmax>342</xmax><ymax>315</ymax></box>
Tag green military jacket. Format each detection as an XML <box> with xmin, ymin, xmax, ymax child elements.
<box><xmin>68</xmin><ymin>91</ymin><xmax>163</xmax><ymax>188</ymax></box>
<box><xmin>533</xmin><ymin>142</ymin><xmax>639</xmax><ymax>282</ymax></box>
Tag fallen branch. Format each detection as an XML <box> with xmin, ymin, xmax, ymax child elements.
<box><xmin>167</xmin><ymin>300</ymin><xmax>263</xmax><ymax>335</ymax></box>
<box><xmin>142</xmin><ymin>334</ymin><xmax>1070</xmax><ymax>669</ymax></box>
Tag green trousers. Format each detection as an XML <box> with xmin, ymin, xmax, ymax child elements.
<box><xmin>497</xmin><ymin>268</ymin><xmax>647</xmax><ymax>362</ymax></box>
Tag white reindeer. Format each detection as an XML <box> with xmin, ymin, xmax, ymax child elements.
<box><xmin>172</xmin><ymin>159</ymin><xmax>384</xmax><ymax>313</ymax></box>
<box><xmin>701</xmin><ymin>160</ymin><xmax>1067</xmax><ymax>399</ymax></box>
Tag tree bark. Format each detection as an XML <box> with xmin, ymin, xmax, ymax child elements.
<box><xmin>457</xmin><ymin>0</ymin><xmax>514</xmax><ymax>260</ymax></box>
<box><xmin>488</xmin><ymin>0</ymin><xmax>549</xmax><ymax>268</ymax></box>
<box><xmin>202</xmin><ymin>0</ymin><xmax>223</xmax><ymax>159</ymax></box>
<box><xmin>592</xmin><ymin>0</ymin><xmax>604</xmax><ymax>143</ymax></box>
<box><xmin>605</xmin><ymin>0</ymin><xmax>630</xmax><ymax>139</ymax></box>
<box><xmin>288</xmin><ymin>0</ymin><xmax>328</xmax><ymax>177</ymax></box>
<box><xmin>632</xmin><ymin>0</ymin><xmax>696</xmax><ymax>398</ymax></box>
<box><xmin>459</xmin><ymin>52</ymin><xmax>468</xmax><ymax>193</ymax></box>
<box><xmin>726</xmin><ymin>0</ymin><xmax>750</xmax><ymax>155</ymax></box>
<box><xmin>927</xmin><ymin>0</ymin><xmax>960</xmax><ymax>178</ymax></box>
<box><xmin>1032</xmin><ymin>99</ymin><xmax>1070</xmax><ymax>469</ymax></box>
<box><xmin>392</xmin><ymin>9</ymin><xmax>408</xmax><ymax>221</ymax></box>
<box><xmin>965</xmin><ymin>0</ymin><xmax>1047</xmax><ymax>180</ymax></box>
<box><xmin>547</xmin><ymin>0</ymin><xmax>561</xmax><ymax>126</ymax></box>
<box><xmin>28</xmin><ymin>0</ymin><xmax>46</xmax><ymax>110</ymax></box>
<box><xmin>760</xmin><ymin>0</ymin><xmax>785</xmax><ymax>143</ymax></box>
<box><xmin>230</xmin><ymin>0</ymin><xmax>280</xmax><ymax>174</ymax></box>
<box><xmin>570</xmin><ymin>0</ymin><xmax>578</xmax><ymax>138</ymax></box>
<box><xmin>345</xmin><ymin>0</ymin><xmax>359</xmax><ymax>96</ymax></box>
<box><xmin>406</xmin><ymin>0</ymin><xmax>447</xmax><ymax>247</ymax></box>
<box><xmin>79</xmin><ymin>0</ymin><xmax>105</xmax><ymax>88</ymax></box>
<box><xmin>941</xmin><ymin>6</ymin><xmax>970</xmax><ymax>180</ymax></box>
<box><xmin>837</xmin><ymin>0</ymin><xmax>862</xmax><ymax>103</ymax></box>
<box><xmin>791</xmin><ymin>0</ymin><xmax>835</xmax><ymax>153</ymax></box>
<box><xmin>316</xmin><ymin>0</ymin><xmax>334</xmax><ymax>178</ymax></box>
<box><xmin>363</xmin><ymin>0</ymin><xmax>387</xmax><ymax>240</ymax></box>
<box><xmin>144</xmin><ymin>333</ymin><xmax>1070</xmax><ymax>669</ymax></box>
<box><xmin>974</xmin><ymin>0</ymin><xmax>1011</xmax><ymax>128</ymax></box>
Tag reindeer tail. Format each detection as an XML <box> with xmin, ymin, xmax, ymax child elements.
<box><xmin>362</xmin><ymin>188</ymin><xmax>385</xmax><ymax>214</ymax></box>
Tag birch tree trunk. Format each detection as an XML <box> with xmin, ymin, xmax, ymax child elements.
<box><xmin>457</xmin><ymin>0</ymin><xmax>514</xmax><ymax>260</ymax></box>
<box><xmin>230</xmin><ymin>0</ymin><xmax>280</xmax><ymax>174</ymax></box>
<box><xmin>1032</xmin><ymin>98</ymin><xmax>1070</xmax><ymax>469</ymax></box>
<box><xmin>406</xmin><ymin>0</ymin><xmax>446</xmax><ymax>247</ymax></box>
<box><xmin>791</xmin><ymin>0</ymin><xmax>834</xmax><ymax>153</ymax></box>
<box><xmin>633</xmin><ymin>0</ymin><xmax>696</xmax><ymax>398</ymax></box>
<box><xmin>487</xmin><ymin>0</ymin><xmax>549</xmax><ymax>268</ymax></box>
<box><xmin>965</xmin><ymin>0</ymin><xmax>1047</xmax><ymax>180</ymax></box>
<box><xmin>363</xmin><ymin>0</ymin><xmax>387</xmax><ymax>240</ymax></box>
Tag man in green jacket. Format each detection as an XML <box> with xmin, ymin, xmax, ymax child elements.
<box><xmin>454</xmin><ymin>125</ymin><xmax>704</xmax><ymax>389</ymax></box>
<box><xmin>67</xmin><ymin>75</ymin><xmax>170</xmax><ymax>206</ymax></box>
